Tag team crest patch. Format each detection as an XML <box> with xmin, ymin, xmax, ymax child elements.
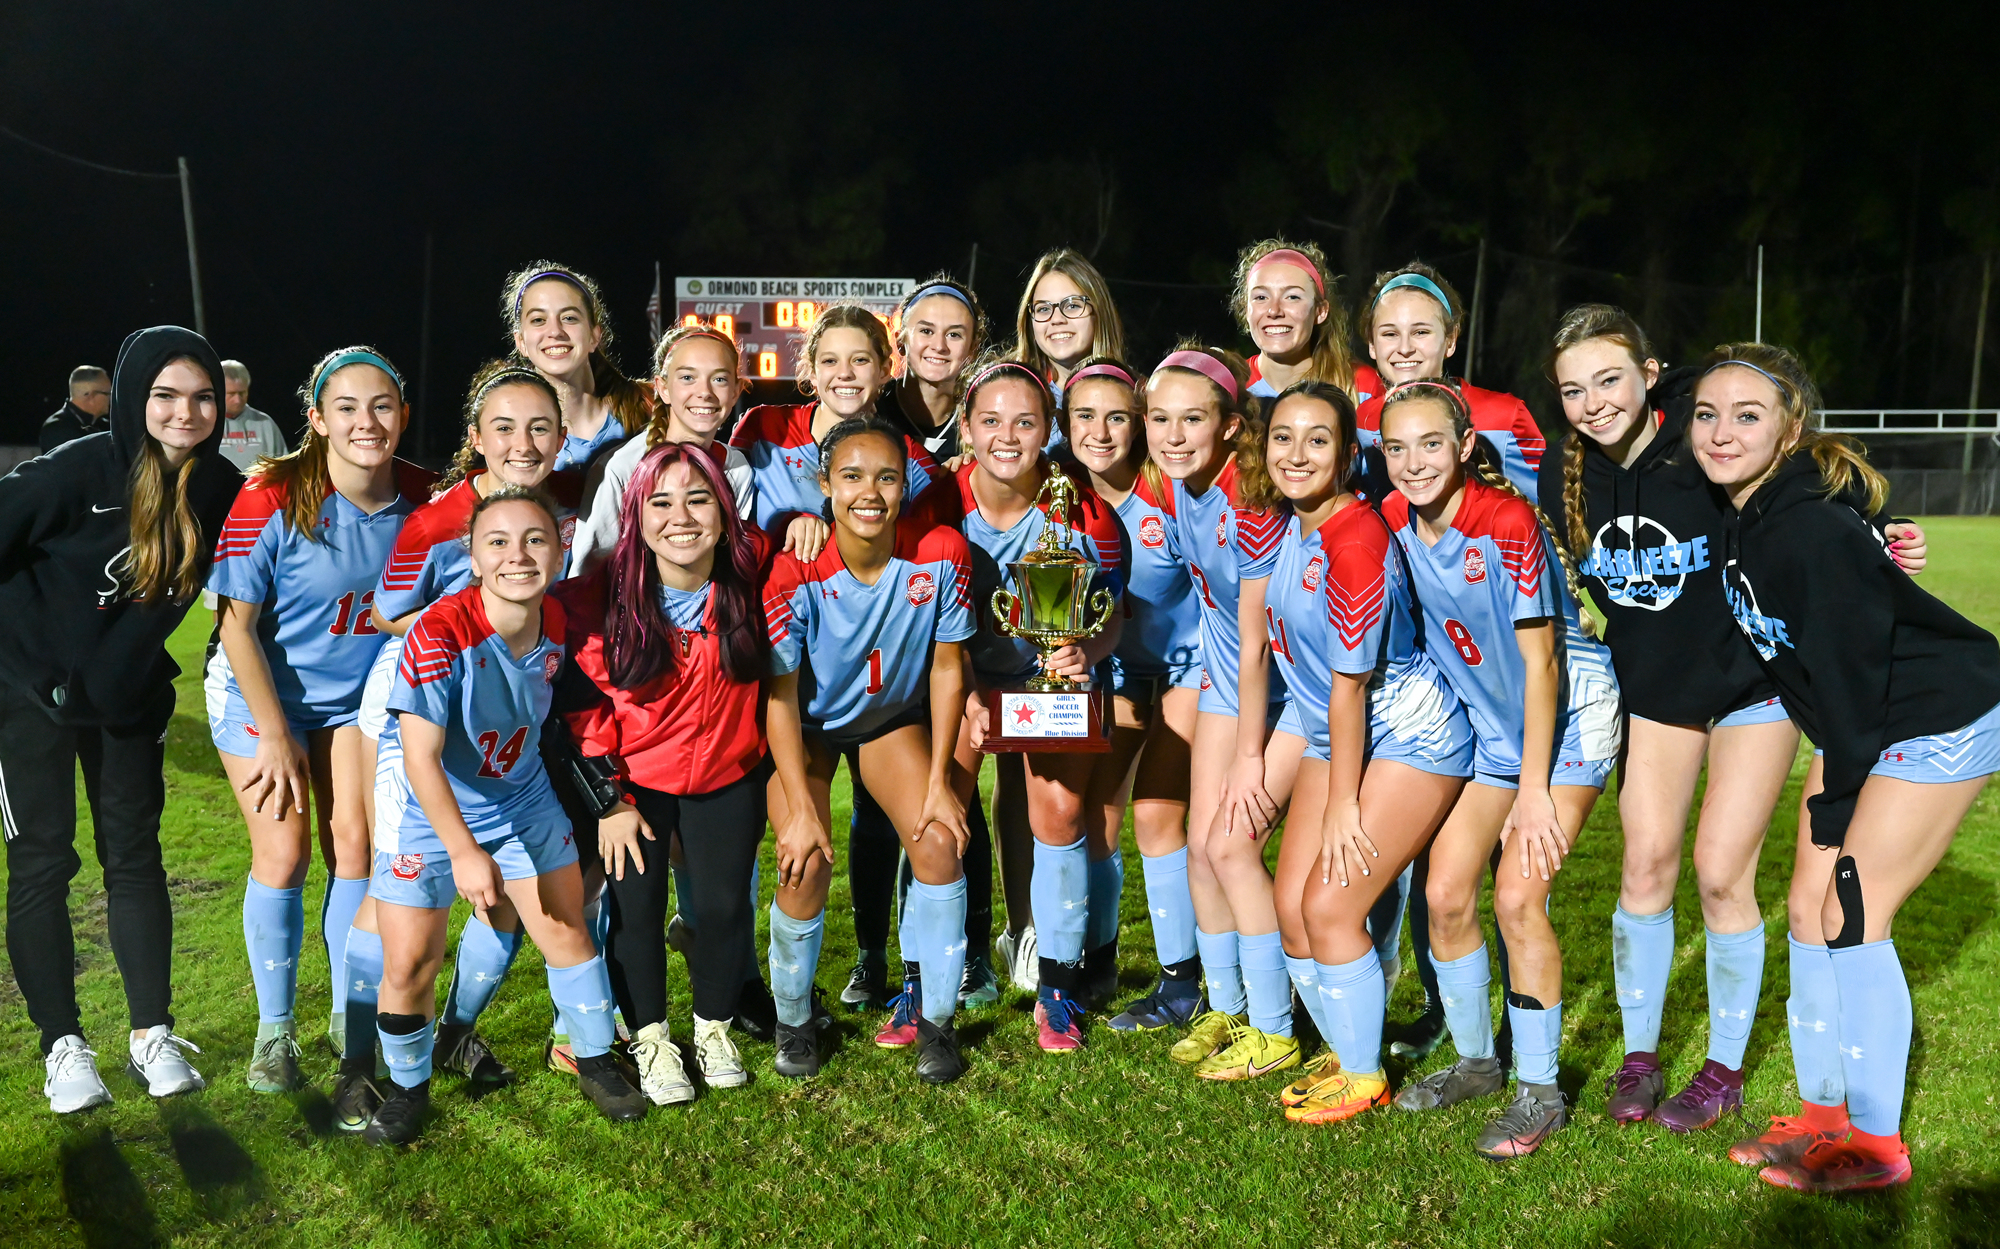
<box><xmin>906</xmin><ymin>570</ymin><xmax>936</xmax><ymax>607</ymax></box>
<box><xmin>560</xmin><ymin>515</ymin><xmax>577</xmax><ymax>551</ymax></box>
<box><xmin>391</xmin><ymin>854</ymin><xmax>424</xmax><ymax>880</ymax></box>
<box><xmin>243</xmin><ymin>723</ymin><xmax>261</xmax><ymax>738</ymax></box>
<box><xmin>1463</xmin><ymin>547</ymin><xmax>1487</xmax><ymax>584</ymax></box>
<box><xmin>1215</xmin><ymin>513</ymin><xmax>1228</xmax><ymax>546</ymax></box>
<box><xmin>1303</xmin><ymin>556</ymin><xmax>1323</xmax><ymax>592</ymax></box>
<box><xmin>544</xmin><ymin>651</ymin><xmax>562</xmax><ymax>684</ymax></box>
<box><xmin>1140</xmin><ymin>516</ymin><xmax>1165</xmax><ymax>549</ymax></box>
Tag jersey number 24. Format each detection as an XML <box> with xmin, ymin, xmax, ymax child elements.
<box><xmin>477</xmin><ymin>727</ymin><xmax>529</xmax><ymax>778</ymax></box>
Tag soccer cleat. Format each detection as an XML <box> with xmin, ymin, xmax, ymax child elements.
<box><xmin>1108</xmin><ymin>976</ymin><xmax>1205</xmax><ymax>1032</ymax></box>
<box><xmin>43</xmin><ymin>1035</ymin><xmax>113</xmax><ymax>1114</ymax></box>
<box><xmin>1194</xmin><ymin>1023</ymin><xmax>1301</xmax><ymax>1082</ymax></box>
<box><xmin>125</xmin><ymin>1025</ymin><xmax>205</xmax><ymax>1097</ymax></box>
<box><xmin>733</xmin><ymin>977</ymin><xmax>777</xmax><ymax>1043</ymax></box>
<box><xmin>666</xmin><ymin>912</ymin><xmax>692</xmax><ymax>955</ymax></box>
<box><xmin>1604</xmin><ymin>1053</ymin><xmax>1665</xmax><ymax>1123</ymax></box>
<box><xmin>996</xmin><ymin>926</ymin><xmax>1040</xmax><ymax>991</ymax></box>
<box><xmin>330</xmin><ymin>1060</ymin><xmax>384</xmax><ymax>1133</ymax></box>
<box><xmin>363</xmin><ymin>1079</ymin><xmax>430</xmax><ymax>1146</ymax></box>
<box><xmin>915</xmin><ymin>1018</ymin><xmax>966</xmax><ymax>1084</ymax></box>
<box><xmin>246</xmin><ymin>1021</ymin><xmax>303</xmax><ymax>1093</ymax></box>
<box><xmin>1394</xmin><ymin>1055</ymin><xmax>1506</xmax><ymax>1112</ymax></box>
<box><xmin>436</xmin><ymin>1023</ymin><xmax>515</xmax><ymax>1088</ymax></box>
<box><xmin>874</xmin><ymin>978</ymin><xmax>921</xmax><ymax>1049</ymax></box>
<box><xmin>693</xmin><ymin>1017</ymin><xmax>751</xmax><ymax>1088</ymax></box>
<box><xmin>1170</xmin><ymin>1009</ymin><xmax>1243</xmax><ymax>1064</ymax></box>
<box><xmin>1385</xmin><ymin>1002</ymin><xmax>1448</xmax><ymax>1060</ymax></box>
<box><xmin>842</xmin><ymin>952</ymin><xmax>890</xmax><ymax>1010</ymax></box>
<box><xmin>1280</xmin><ymin>1049</ymin><xmax>1342</xmax><ymax>1108</ymax></box>
<box><xmin>1760</xmin><ymin>1137</ymin><xmax>1912</xmax><ymax>1193</ymax></box>
<box><xmin>1474</xmin><ymin>1085</ymin><xmax>1569</xmax><ymax>1159</ymax></box>
<box><xmin>1729</xmin><ymin>1113</ymin><xmax>1848</xmax><ymax>1168</ymax></box>
<box><xmin>575</xmin><ymin>1054</ymin><xmax>648</xmax><ymax>1122</ymax></box>
<box><xmin>1034</xmin><ymin>989</ymin><xmax>1085</xmax><ymax>1052</ymax></box>
<box><xmin>1286</xmin><ymin>1068</ymin><xmax>1392</xmax><ymax>1124</ymax></box>
<box><xmin>959</xmin><ymin>952</ymin><xmax>1000</xmax><ymax>1008</ymax></box>
<box><xmin>545</xmin><ymin>1036</ymin><xmax>578</xmax><ymax>1076</ymax></box>
<box><xmin>774</xmin><ymin>1019</ymin><xmax>822</xmax><ymax>1079</ymax></box>
<box><xmin>326</xmin><ymin>1010</ymin><xmax>346</xmax><ymax>1059</ymax></box>
<box><xmin>1650</xmin><ymin>1059</ymin><xmax>1744</xmax><ymax>1133</ymax></box>
<box><xmin>628</xmin><ymin>1022</ymin><xmax>695</xmax><ymax>1105</ymax></box>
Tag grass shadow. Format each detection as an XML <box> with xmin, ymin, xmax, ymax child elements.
<box><xmin>1936</xmin><ymin>1174</ymin><xmax>2000</xmax><ymax>1249</ymax></box>
<box><xmin>162</xmin><ymin>1098</ymin><xmax>266</xmax><ymax>1221</ymax></box>
<box><xmin>59</xmin><ymin>1125</ymin><xmax>161</xmax><ymax>1249</ymax></box>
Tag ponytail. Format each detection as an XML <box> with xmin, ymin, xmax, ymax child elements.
<box><xmin>261</xmin><ymin>346</ymin><xmax>404</xmax><ymax>539</ymax></box>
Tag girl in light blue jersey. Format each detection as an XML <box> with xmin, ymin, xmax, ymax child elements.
<box><xmin>1376</xmin><ymin>379</ymin><xmax>1620</xmax><ymax>1160</ymax></box>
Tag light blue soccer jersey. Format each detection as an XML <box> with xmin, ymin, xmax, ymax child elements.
<box><xmin>1170</xmin><ymin>459</ymin><xmax>1287</xmax><ymax>712</ymax></box>
<box><xmin>1382</xmin><ymin>478</ymin><xmax>1615</xmax><ymax>776</ymax></box>
<box><xmin>556</xmin><ymin>412</ymin><xmax>627</xmax><ymax>471</ymax></box>
<box><xmin>1109</xmin><ymin>477</ymin><xmax>1202</xmax><ymax>686</ymax></box>
<box><xmin>1358</xmin><ymin>382</ymin><xmax>1546</xmax><ymax>503</ymax></box>
<box><xmin>933</xmin><ymin>461</ymin><xmax>1126</xmax><ymax>684</ymax></box>
<box><xmin>728</xmin><ymin>403</ymin><xmax>939</xmax><ymax>530</ymax></box>
<box><xmin>765</xmin><ymin>520</ymin><xmax>976</xmax><ymax>736</ymax></box>
<box><xmin>206</xmin><ymin>478</ymin><xmax>415</xmax><ymax>726</ymax></box>
<box><xmin>376</xmin><ymin>475</ymin><xmax>580</xmax><ymax>621</ymax></box>
<box><xmin>374</xmin><ymin>587</ymin><xmax>570</xmax><ymax>854</ymax></box>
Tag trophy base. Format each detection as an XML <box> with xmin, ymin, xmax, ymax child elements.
<box><xmin>980</xmin><ymin>685</ymin><xmax>1111</xmax><ymax>754</ymax></box>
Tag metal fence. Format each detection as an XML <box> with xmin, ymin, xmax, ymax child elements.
<box><xmin>1880</xmin><ymin>469</ymin><xmax>2000</xmax><ymax>516</ymax></box>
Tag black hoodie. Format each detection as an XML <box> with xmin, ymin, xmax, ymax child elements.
<box><xmin>1719</xmin><ymin>453</ymin><xmax>2000</xmax><ymax>847</ymax></box>
<box><xmin>1539</xmin><ymin>365</ymin><xmax>1777</xmax><ymax>724</ymax></box>
<box><xmin>0</xmin><ymin>326</ymin><xmax>244</xmax><ymax>726</ymax></box>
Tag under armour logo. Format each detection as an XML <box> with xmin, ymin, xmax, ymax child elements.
<box><xmin>1790</xmin><ymin>1013</ymin><xmax>1828</xmax><ymax>1033</ymax></box>
<box><xmin>1061</xmin><ymin>899</ymin><xmax>1082</xmax><ymax>910</ymax></box>
<box><xmin>775</xmin><ymin>961</ymin><xmax>802</xmax><ymax>976</ymax></box>
<box><xmin>1618</xmin><ymin>988</ymin><xmax>1647</xmax><ymax>1002</ymax></box>
<box><xmin>945</xmin><ymin>940</ymin><xmax>968</xmax><ymax>957</ymax></box>
<box><xmin>349</xmin><ymin>976</ymin><xmax>378</xmax><ymax>993</ymax></box>
<box><xmin>263</xmin><ymin>958</ymin><xmax>294</xmax><ymax>972</ymax></box>
<box><xmin>1716</xmin><ymin>1007</ymin><xmax>1749</xmax><ymax>1020</ymax></box>
<box><xmin>1841</xmin><ymin>1044</ymin><xmax>1865</xmax><ymax>1060</ymax></box>
<box><xmin>1326</xmin><ymin>987</ymin><xmax>1344</xmax><ymax>1000</ymax></box>
<box><xmin>472</xmin><ymin>970</ymin><xmax>502</xmax><ymax>983</ymax></box>
<box><xmin>571</xmin><ymin>999</ymin><xmax>611</xmax><ymax>1014</ymax></box>
<box><xmin>477</xmin><ymin>657</ymin><xmax>488</xmax><ymax>668</ymax></box>
<box><xmin>1154</xmin><ymin>907</ymin><xmax>1168</xmax><ymax>918</ymax></box>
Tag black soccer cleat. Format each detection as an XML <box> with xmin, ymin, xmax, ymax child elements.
<box><xmin>435</xmin><ymin>1022</ymin><xmax>516</xmax><ymax>1087</ymax></box>
<box><xmin>330</xmin><ymin>1059</ymin><xmax>384</xmax><ymax>1134</ymax></box>
<box><xmin>575</xmin><ymin>1053</ymin><xmax>648</xmax><ymax>1122</ymax></box>
<box><xmin>362</xmin><ymin>1079</ymin><xmax>430</xmax><ymax>1146</ymax></box>
<box><xmin>774</xmin><ymin>1019</ymin><xmax>822</xmax><ymax>1079</ymax></box>
<box><xmin>841</xmin><ymin>952</ymin><xmax>891</xmax><ymax>1010</ymax></box>
<box><xmin>733</xmin><ymin>976</ymin><xmax>778</xmax><ymax>1043</ymax></box>
<box><xmin>915</xmin><ymin>1018</ymin><xmax>966</xmax><ymax>1085</ymax></box>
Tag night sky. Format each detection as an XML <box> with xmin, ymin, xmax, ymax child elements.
<box><xmin>5</xmin><ymin>3</ymin><xmax>1991</xmax><ymax>455</ymax></box>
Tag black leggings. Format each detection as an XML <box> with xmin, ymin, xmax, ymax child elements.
<box><xmin>611</xmin><ymin>768</ymin><xmax>767</xmax><ymax>1024</ymax></box>
<box><xmin>1</xmin><ymin>682</ymin><xmax>174</xmax><ymax>1052</ymax></box>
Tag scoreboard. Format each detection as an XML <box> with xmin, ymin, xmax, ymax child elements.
<box><xmin>674</xmin><ymin>276</ymin><xmax>914</xmax><ymax>380</ymax></box>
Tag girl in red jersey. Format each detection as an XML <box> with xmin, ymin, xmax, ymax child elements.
<box><xmin>556</xmin><ymin>442</ymin><xmax>773</xmax><ymax>1102</ymax></box>
<box><xmin>1230</xmin><ymin>239</ymin><xmax>1360</xmax><ymax>402</ymax></box>
<box><xmin>501</xmin><ymin>262</ymin><xmax>653</xmax><ymax>474</ymax></box>
<box><xmin>1058</xmin><ymin>358</ymin><xmax>1206</xmax><ymax>1025</ymax></box>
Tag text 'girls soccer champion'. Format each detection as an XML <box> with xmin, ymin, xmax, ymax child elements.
<box><xmin>1539</xmin><ymin>307</ymin><xmax>1928</xmax><ymax>1134</ymax></box>
<box><xmin>206</xmin><ymin>347</ymin><xmax>420</xmax><ymax>1096</ymax></box>
<box><xmin>1692</xmin><ymin>345</ymin><xmax>1999</xmax><ymax>1194</ymax></box>
<box><xmin>1</xmin><ymin>326</ymin><xmax>242</xmax><ymax>1112</ymax></box>
<box><xmin>762</xmin><ymin>418</ymin><xmax>979</xmax><ymax>1083</ymax></box>
<box><xmin>944</xmin><ymin>358</ymin><xmax>1125</xmax><ymax>1050</ymax></box>
<box><xmin>1378</xmin><ymin>379</ymin><xmax>1621</xmax><ymax>1159</ymax></box>
<box><xmin>361</xmin><ymin>486</ymin><xmax>644</xmax><ymax>1143</ymax></box>
<box><xmin>1057</xmin><ymin>359</ymin><xmax>1206</xmax><ymax>1029</ymax></box>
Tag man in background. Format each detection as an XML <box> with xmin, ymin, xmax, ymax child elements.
<box><xmin>38</xmin><ymin>366</ymin><xmax>111</xmax><ymax>453</ymax></box>
<box><xmin>217</xmin><ymin>359</ymin><xmax>288</xmax><ymax>471</ymax></box>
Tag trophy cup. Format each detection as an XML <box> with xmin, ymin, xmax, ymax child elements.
<box><xmin>983</xmin><ymin>471</ymin><xmax>1117</xmax><ymax>753</ymax></box>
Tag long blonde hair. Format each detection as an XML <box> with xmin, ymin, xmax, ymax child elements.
<box><xmin>1011</xmin><ymin>248</ymin><xmax>1127</xmax><ymax>379</ymax></box>
<box><xmin>1148</xmin><ymin>340</ymin><xmax>1269</xmax><ymax>507</ymax></box>
<box><xmin>1699</xmin><ymin>341</ymin><xmax>1888</xmax><ymax>515</ymax></box>
<box><xmin>1231</xmin><ymin>238</ymin><xmax>1355</xmax><ymax>395</ymax></box>
<box><xmin>118</xmin><ymin>353</ymin><xmax>209</xmax><ymax>603</ymax></box>
<box><xmin>1546</xmin><ymin>304</ymin><xmax>1659</xmax><ymax>560</ymax></box>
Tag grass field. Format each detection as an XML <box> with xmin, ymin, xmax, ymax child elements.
<box><xmin>3</xmin><ymin>522</ymin><xmax>2000</xmax><ymax>1248</ymax></box>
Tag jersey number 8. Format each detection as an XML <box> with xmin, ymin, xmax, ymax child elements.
<box><xmin>1443</xmin><ymin>618</ymin><xmax>1483</xmax><ymax>666</ymax></box>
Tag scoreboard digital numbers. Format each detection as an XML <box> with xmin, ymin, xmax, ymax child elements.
<box><xmin>675</xmin><ymin>276</ymin><xmax>914</xmax><ymax>380</ymax></box>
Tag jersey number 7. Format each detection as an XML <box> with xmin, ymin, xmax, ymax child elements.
<box><xmin>477</xmin><ymin>726</ymin><xmax>529</xmax><ymax>778</ymax></box>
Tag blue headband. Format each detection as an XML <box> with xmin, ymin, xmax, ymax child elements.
<box><xmin>1373</xmin><ymin>273</ymin><xmax>1454</xmax><ymax>317</ymax></box>
<box><xmin>907</xmin><ymin>283</ymin><xmax>972</xmax><ymax>311</ymax></box>
<box><xmin>1703</xmin><ymin>358</ymin><xmax>1789</xmax><ymax>392</ymax></box>
<box><xmin>312</xmin><ymin>349</ymin><xmax>404</xmax><ymax>408</ymax></box>
<box><xmin>513</xmin><ymin>269</ymin><xmax>588</xmax><ymax>317</ymax></box>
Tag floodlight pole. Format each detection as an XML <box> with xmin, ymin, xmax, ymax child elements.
<box><xmin>1965</xmin><ymin>251</ymin><xmax>1991</xmax><ymax>473</ymax></box>
<box><xmin>418</xmin><ymin>229</ymin><xmax>435</xmax><ymax>460</ymax></box>
<box><xmin>1754</xmin><ymin>244</ymin><xmax>1764</xmax><ymax>343</ymax></box>
<box><xmin>178</xmin><ymin>157</ymin><xmax>206</xmax><ymax>336</ymax></box>
<box><xmin>1466</xmin><ymin>235</ymin><xmax>1487</xmax><ymax>385</ymax></box>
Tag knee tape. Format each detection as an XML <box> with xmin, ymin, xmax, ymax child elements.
<box><xmin>1829</xmin><ymin>856</ymin><xmax>1865</xmax><ymax>949</ymax></box>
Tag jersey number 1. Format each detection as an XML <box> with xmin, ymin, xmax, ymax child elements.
<box><xmin>1265</xmin><ymin>606</ymin><xmax>1295</xmax><ymax>665</ymax></box>
<box><xmin>1443</xmin><ymin>618</ymin><xmax>1483</xmax><ymax>666</ymax></box>
<box><xmin>476</xmin><ymin>727</ymin><xmax>529</xmax><ymax>778</ymax></box>
<box><xmin>329</xmin><ymin>590</ymin><xmax>381</xmax><ymax>636</ymax></box>
<box><xmin>865</xmin><ymin>649</ymin><xmax>884</xmax><ymax>695</ymax></box>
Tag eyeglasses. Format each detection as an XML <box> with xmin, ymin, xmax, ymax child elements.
<box><xmin>1029</xmin><ymin>295</ymin><xmax>1092</xmax><ymax>322</ymax></box>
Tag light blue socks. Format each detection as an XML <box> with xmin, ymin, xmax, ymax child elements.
<box><xmin>1612</xmin><ymin>904</ymin><xmax>1673</xmax><ymax>1054</ymax></box>
<box><xmin>768</xmin><ymin>904</ymin><xmax>826</xmax><ymax>1028</ymax></box>
<box><xmin>1705</xmin><ymin>922</ymin><xmax>1765</xmax><ymax>1069</ymax></box>
<box><xmin>908</xmin><ymin>877</ymin><xmax>969</xmax><ymax>1023</ymax></box>
<box><xmin>1787</xmin><ymin>935</ymin><xmax>1845</xmax><ymax>1109</ymax></box>
<box><xmin>1317</xmin><ymin>950</ymin><xmax>1388</xmax><ymax>1073</ymax></box>
<box><xmin>1031</xmin><ymin>839</ymin><xmax>1089</xmax><ymax>966</ymax></box>
<box><xmin>1239</xmin><ymin>930</ymin><xmax>1292</xmax><ymax>1037</ymax></box>
<box><xmin>1139</xmin><ymin>847</ymin><xmax>1197</xmax><ymax>966</ymax></box>
<box><xmin>243</xmin><ymin>876</ymin><xmax>305</xmax><ymax>1024</ymax></box>
<box><xmin>443</xmin><ymin>916</ymin><xmax>523</xmax><ymax>1027</ymax></box>
<box><xmin>341</xmin><ymin>926</ymin><xmax>383</xmax><ymax>1059</ymax></box>
<box><xmin>1508</xmin><ymin>998</ymin><xmax>1563</xmax><ymax>1086</ymax></box>
<box><xmin>1830</xmin><ymin>939</ymin><xmax>1911</xmax><ymax>1137</ymax></box>
<box><xmin>320</xmin><ymin>875</ymin><xmax>368</xmax><ymax>992</ymax></box>
<box><xmin>1086</xmin><ymin>852</ymin><xmax>1124</xmax><ymax>951</ymax></box>
<box><xmin>1195</xmin><ymin>928</ymin><xmax>1245</xmax><ymax>1015</ymax></box>
<box><xmin>546</xmin><ymin>955</ymin><xmax>617</xmax><ymax>1060</ymax></box>
<box><xmin>1284</xmin><ymin>954</ymin><xmax>1332</xmax><ymax>1039</ymax></box>
<box><xmin>1431</xmin><ymin>944</ymin><xmax>1494</xmax><ymax>1061</ymax></box>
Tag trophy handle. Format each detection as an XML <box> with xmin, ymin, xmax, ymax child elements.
<box><xmin>1086</xmin><ymin>587</ymin><xmax>1115</xmax><ymax>637</ymax></box>
<box><xmin>990</xmin><ymin>588</ymin><xmax>1020</xmax><ymax>638</ymax></box>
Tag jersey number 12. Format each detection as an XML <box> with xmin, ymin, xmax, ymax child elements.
<box><xmin>329</xmin><ymin>590</ymin><xmax>381</xmax><ymax>636</ymax></box>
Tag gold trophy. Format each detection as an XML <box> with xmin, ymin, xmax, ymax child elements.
<box><xmin>983</xmin><ymin>470</ymin><xmax>1116</xmax><ymax>753</ymax></box>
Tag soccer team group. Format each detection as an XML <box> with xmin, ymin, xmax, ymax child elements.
<box><xmin>6</xmin><ymin>240</ymin><xmax>1997</xmax><ymax>1196</ymax></box>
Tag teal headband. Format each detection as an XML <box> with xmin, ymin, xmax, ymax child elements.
<box><xmin>312</xmin><ymin>349</ymin><xmax>404</xmax><ymax>408</ymax></box>
<box><xmin>1373</xmin><ymin>273</ymin><xmax>1453</xmax><ymax>317</ymax></box>
<box><xmin>1703</xmin><ymin>358</ymin><xmax>1789</xmax><ymax>392</ymax></box>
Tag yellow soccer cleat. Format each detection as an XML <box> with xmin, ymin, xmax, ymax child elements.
<box><xmin>1194</xmin><ymin>1023</ymin><xmax>1301</xmax><ymax>1082</ymax></box>
<box><xmin>1170</xmin><ymin>1010</ymin><xmax>1244</xmax><ymax>1065</ymax></box>
<box><xmin>1285</xmin><ymin>1068</ymin><xmax>1391</xmax><ymax>1124</ymax></box>
<box><xmin>1279</xmin><ymin>1048</ymin><xmax>1342</xmax><ymax>1108</ymax></box>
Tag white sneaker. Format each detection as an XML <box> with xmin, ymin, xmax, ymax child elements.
<box><xmin>44</xmin><ymin>1035</ymin><xmax>113</xmax><ymax>1113</ymax></box>
<box><xmin>629</xmin><ymin>1022</ymin><xmax>695</xmax><ymax>1106</ymax></box>
<box><xmin>691</xmin><ymin>1016</ymin><xmax>750</xmax><ymax>1089</ymax></box>
<box><xmin>126</xmin><ymin>1025</ymin><xmax>207</xmax><ymax>1097</ymax></box>
<box><xmin>996</xmin><ymin>925</ymin><xmax>1039</xmax><ymax>991</ymax></box>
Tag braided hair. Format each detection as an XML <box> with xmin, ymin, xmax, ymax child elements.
<box><xmin>1545</xmin><ymin>303</ymin><xmax>1660</xmax><ymax>562</ymax></box>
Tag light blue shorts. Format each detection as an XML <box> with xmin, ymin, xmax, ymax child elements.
<box><xmin>357</xmin><ymin>636</ymin><xmax>404</xmax><ymax>739</ymax></box>
<box><xmin>368</xmin><ymin>820</ymin><xmax>579</xmax><ymax>910</ymax></box>
<box><xmin>1111</xmin><ymin>654</ymin><xmax>1203</xmax><ymax>700</ymax></box>
<box><xmin>1809</xmin><ymin>700</ymin><xmax>2000</xmax><ymax>784</ymax></box>
<box><xmin>1197</xmin><ymin>665</ymin><xmax>1287</xmax><ymax>720</ymax></box>
<box><xmin>204</xmin><ymin>648</ymin><xmax>355</xmax><ymax>758</ymax></box>
<box><xmin>1712</xmin><ymin>694</ymin><xmax>1790</xmax><ymax>730</ymax></box>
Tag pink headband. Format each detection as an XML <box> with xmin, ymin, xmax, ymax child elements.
<box><xmin>1249</xmin><ymin>248</ymin><xmax>1325</xmax><ymax>297</ymax></box>
<box><xmin>1064</xmin><ymin>362</ymin><xmax>1136</xmax><ymax>394</ymax></box>
<box><xmin>1153</xmin><ymin>350</ymin><xmax>1241</xmax><ymax>404</ymax></box>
